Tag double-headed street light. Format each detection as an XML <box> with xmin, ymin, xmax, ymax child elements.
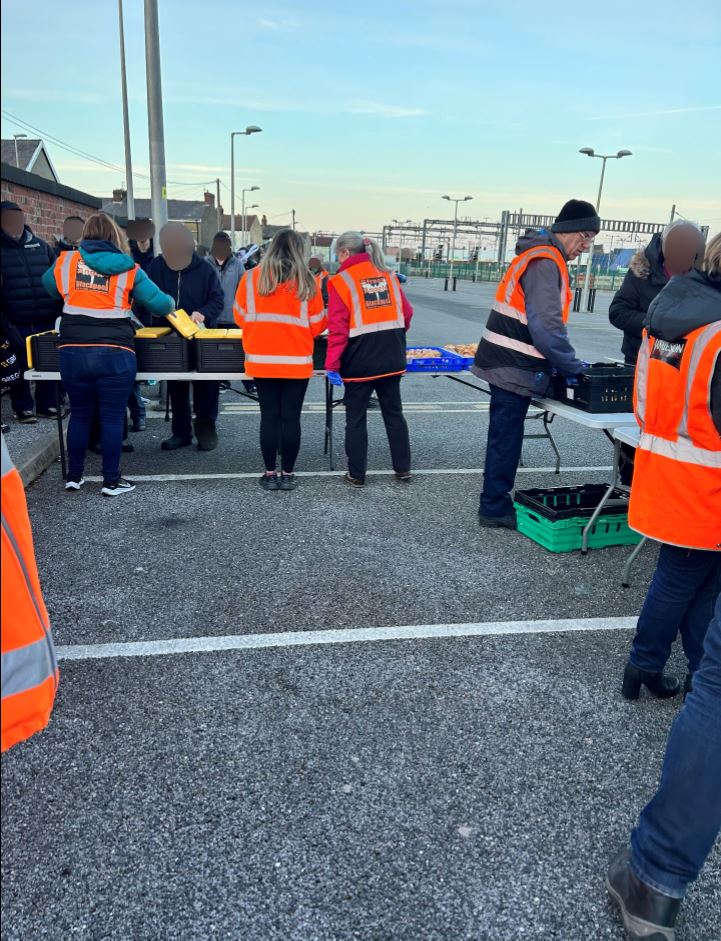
<box><xmin>578</xmin><ymin>147</ymin><xmax>632</xmax><ymax>308</ymax></box>
<box><xmin>392</xmin><ymin>218</ymin><xmax>412</xmax><ymax>271</ymax></box>
<box><xmin>230</xmin><ymin>126</ymin><xmax>262</xmax><ymax>248</ymax></box>
<box><xmin>241</xmin><ymin>186</ymin><xmax>261</xmax><ymax>245</ymax></box>
<box><xmin>442</xmin><ymin>195</ymin><xmax>473</xmax><ymax>285</ymax></box>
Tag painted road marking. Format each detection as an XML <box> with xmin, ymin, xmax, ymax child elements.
<box><xmin>56</xmin><ymin>616</ymin><xmax>636</xmax><ymax>661</ymax></box>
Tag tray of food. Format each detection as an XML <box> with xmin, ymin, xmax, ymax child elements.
<box><xmin>443</xmin><ymin>343</ymin><xmax>477</xmax><ymax>369</ymax></box>
<box><xmin>405</xmin><ymin>346</ymin><xmax>465</xmax><ymax>372</ymax></box>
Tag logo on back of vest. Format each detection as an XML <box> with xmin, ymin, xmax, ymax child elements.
<box><xmin>75</xmin><ymin>262</ymin><xmax>110</xmax><ymax>293</ymax></box>
<box><xmin>650</xmin><ymin>337</ymin><xmax>686</xmax><ymax>369</ymax></box>
<box><xmin>360</xmin><ymin>277</ymin><xmax>391</xmax><ymax>309</ymax></box>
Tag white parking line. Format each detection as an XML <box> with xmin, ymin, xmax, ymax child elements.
<box><xmin>56</xmin><ymin>616</ymin><xmax>636</xmax><ymax>661</ymax></box>
<box><xmin>82</xmin><ymin>466</ymin><xmax>611</xmax><ymax>483</ymax></box>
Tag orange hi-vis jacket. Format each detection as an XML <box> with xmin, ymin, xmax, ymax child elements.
<box><xmin>629</xmin><ymin>322</ymin><xmax>721</xmax><ymax>550</ymax></box>
<box><xmin>233</xmin><ymin>267</ymin><xmax>326</xmax><ymax>379</ymax></box>
<box><xmin>1</xmin><ymin>437</ymin><xmax>58</xmax><ymax>752</ymax></box>
<box><xmin>330</xmin><ymin>260</ymin><xmax>407</xmax><ymax>381</ymax></box>
<box><xmin>475</xmin><ymin>245</ymin><xmax>572</xmax><ymax>372</ymax></box>
<box><xmin>54</xmin><ymin>249</ymin><xmax>137</xmax><ymax>319</ymax></box>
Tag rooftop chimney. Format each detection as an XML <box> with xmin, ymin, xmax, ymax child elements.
<box><xmin>204</xmin><ymin>190</ymin><xmax>215</xmax><ymax>207</ymax></box>
<box><xmin>112</xmin><ymin>188</ymin><xmax>127</xmax><ymax>203</ymax></box>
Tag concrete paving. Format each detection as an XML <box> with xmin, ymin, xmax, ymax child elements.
<box><xmin>2</xmin><ymin>278</ymin><xmax>718</xmax><ymax>941</ymax></box>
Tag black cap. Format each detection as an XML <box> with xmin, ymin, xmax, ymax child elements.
<box><xmin>212</xmin><ymin>230</ymin><xmax>231</xmax><ymax>242</ymax></box>
<box><xmin>551</xmin><ymin>199</ymin><xmax>601</xmax><ymax>234</ymax></box>
<box><xmin>0</xmin><ymin>200</ymin><xmax>23</xmax><ymax>213</ymax></box>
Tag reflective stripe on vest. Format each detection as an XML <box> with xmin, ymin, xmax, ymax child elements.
<box><xmin>1</xmin><ymin>634</ymin><xmax>56</xmax><ymax>700</ymax></box>
<box><xmin>244</xmin><ymin>353</ymin><xmax>313</xmax><ymax>365</ymax></box>
<box><xmin>481</xmin><ymin>327</ymin><xmax>546</xmax><ymax>359</ymax></box>
<box><xmin>637</xmin><ymin>431</ymin><xmax>721</xmax><ymax>469</ymax></box>
<box><xmin>337</xmin><ymin>269</ymin><xmax>405</xmax><ymax>338</ymax></box>
<box><xmin>245</xmin><ymin>270</ymin><xmax>309</xmax><ymax>326</ymax></box>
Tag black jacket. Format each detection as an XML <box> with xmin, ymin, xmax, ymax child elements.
<box><xmin>609</xmin><ymin>233</ymin><xmax>667</xmax><ymax>364</ymax></box>
<box><xmin>147</xmin><ymin>252</ymin><xmax>224</xmax><ymax>327</ymax></box>
<box><xmin>0</xmin><ymin>226</ymin><xmax>62</xmax><ymax>328</ymax></box>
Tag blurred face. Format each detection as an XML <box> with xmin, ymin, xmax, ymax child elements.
<box><xmin>159</xmin><ymin>222</ymin><xmax>195</xmax><ymax>271</ymax></box>
<box><xmin>556</xmin><ymin>230</ymin><xmax>596</xmax><ymax>262</ymax></box>
<box><xmin>664</xmin><ymin>226</ymin><xmax>705</xmax><ymax>276</ymax></box>
<box><xmin>213</xmin><ymin>238</ymin><xmax>231</xmax><ymax>262</ymax></box>
<box><xmin>1</xmin><ymin>209</ymin><xmax>25</xmax><ymax>239</ymax></box>
<box><xmin>63</xmin><ymin>217</ymin><xmax>84</xmax><ymax>245</ymax></box>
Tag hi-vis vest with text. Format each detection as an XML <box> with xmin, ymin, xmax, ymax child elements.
<box><xmin>629</xmin><ymin>322</ymin><xmax>721</xmax><ymax>550</ymax></box>
<box><xmin>1</xmin><ymin>437</ymin><xmax>58</xmax><ymax>752</ymax></box>
<box><xmin>233</xmin><ymin>267</ymin><xmax>326</xmax><ymax>379</ymax></box>
<box><xmin>54</xmin><ymin>250</ymin><xmax>137</xmax><ymax>319</ymax></box>
<box><xmin>474</xmin><ymin>245</ymin><xmax>572</xmax><ymax>372</ymax></box>
<box><xmin>330</xmin><ymin>261</ymin><xmax>406</xmax><ymax>381</ymax></box>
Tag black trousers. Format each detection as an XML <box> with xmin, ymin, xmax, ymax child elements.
<box><xmin>254</xmin><ymin>377</ymin><xmax>309</xmax><ymax>472</ymax></box>
<box><xmin>343</xmin><ymin>374</ymin><xmax>411</xmax><ymax>481</ymax></box>
<box><xmin>168</xmin><ymin>380</ymin><xmax>219</xmax><ymax>441</ymax></box>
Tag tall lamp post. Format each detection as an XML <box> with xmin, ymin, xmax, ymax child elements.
<box><xmin>442</xmin><ymin>194</ymin><xmax>473</xmax><ymax>288</ymax></box>
<box><xmin>230</xmin><ymin>127</ymin><xmax>262</xmax><ymax>249</ymax></box>
<box><xmin>12</xmin><ymin>133</ymin><xmax>27</xmax><ymax>168</ymax></box>
<box><xmin>578</xmin><ymin>147</ymin><xmax>632</xmax><ymax>309</ymax></box>
<box><xmin>392</xmin><ymin>218</ymin><xmax>411</xmax><ymax>272</ymax></box>
<box><xmin>241</xmin><ymin>186</ymin><xmax>260</xmax><ymax>245</ymax></box>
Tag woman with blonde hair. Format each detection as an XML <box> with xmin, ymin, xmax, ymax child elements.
<box><xmin>42</xmin><ymin>212</ymin><xmax>174</xmax><ymax>496</ymax></box>
<box><xmin>234</xmin><ymin>228</ymin><xmax>326</xmax><ymax>490</ymax></box>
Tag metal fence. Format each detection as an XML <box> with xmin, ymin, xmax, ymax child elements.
<box><xmin>405</xmin><ymin>261</ymin><xmax>627</xmax><ymax>292</ymax></box>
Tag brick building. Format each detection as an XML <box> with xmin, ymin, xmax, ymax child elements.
<box><xmin>1</xmin><ymin>161</ymin><xmax>101</xmax><ymax>246</ymax></box>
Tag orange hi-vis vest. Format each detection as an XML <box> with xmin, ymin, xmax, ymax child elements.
<box><xmin>629</xmin><ymin>322</ymin><xmax>721</xmax><ymax>550</ymax></box>
<box><xmin>54</xmin><ymin>250</ymin><xmax>137</xmax><ymax>319</ymax></box>
<box><xmin>1</xmin><ymin>437</ymin><xmax>58</xmax><ymax>752</ymax></box>
<box><xmin>233</xmin><ymin>267</ymin><xmax>326</xmax><ymax>379</ymax></box>
<box><xmin>330</xmin><ymin>260</ymin><xmax>406</xmax><ymax>381</ymax></box>
<box><xmin>475</xmin><ymin>245</ymin><xmax>572</xmax><ymax>372</ymax></box>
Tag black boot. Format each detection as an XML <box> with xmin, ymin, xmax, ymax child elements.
<box><xmin>194</xmin><ymin>416</ymin><xmax>218</xmax><ymax>451</ymax></box>
<box><xmin>606</xmin><ymin>849</ymin><xmax>681</xmax><ymax>941</ymax></box>
<box><xmin>622</xmin><ymin>663</ymin><xmax>680</xmax><ymax>700</ymax></box>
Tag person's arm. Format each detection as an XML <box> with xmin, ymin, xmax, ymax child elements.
<box><xmin>309</xmin><ymin>291</ymin><xmax>328</xmax><ymax>337</ymax></box>
<box><xmin>325</xmin><ymin>282</ymin><xmax>351</xmax><ymax>371</ymax></box>
<box><xmin>41</xmin><ymin>260</ymin><xmax>62</xmax><ymax>299</ymax></box>
<box><xmin>131</xmin><ymin>268</ymin><xmax>175</xmax><ymax>316</ymax></box>
<box><xmin>608</xmin><ymin>271</ymin><xmax>646</xmax><ymax>338</ymax></box>
<box><xmin>522</xmin><ymin>259</ymin><xmax>584</xmax><ymax>377</ymax></box>
<box><xmin>233</xmin><ymin>274</ymin><xmax>247</xmax><ymax>328</ymax></box>
<box><xmin>400</xmin><ymin>287</ymin><xmax>413</xmax><ymax>331</ymax></box>
<box><xmin>711</xmin><ymin>353</ymin><xmax>721</xmax><ymax>437</ymax></box>
<box><xmin>196</xmin><ymin>268</ymin><xmax>224</xmax><ymax>326</ymax></box>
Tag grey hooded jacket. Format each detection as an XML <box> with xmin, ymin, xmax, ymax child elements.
<box><xmin>204</xmin><ymin>252</ymin><xmax>245</xmax><ymax>325</ymax></box>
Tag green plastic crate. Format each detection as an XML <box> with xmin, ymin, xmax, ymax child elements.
<box><xmin>514</xmin><ymin>502</ymin><xmax>642</xmax><ymax>553</ymax></box>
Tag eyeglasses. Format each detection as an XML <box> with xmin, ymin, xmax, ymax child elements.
<box><xmin>577</xmin><ymin>232</ymin><xmax>596</xmax><ymax>242</ymax></box>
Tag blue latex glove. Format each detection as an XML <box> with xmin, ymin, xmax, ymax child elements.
<box><xmin>327</xmin><ymin>371</ymin><xmax>344</xmax><ymax>387</ymax></box>
<box><xmin>566</xmin><ymin>375</ymin><xmax>580</xmax><ymax>387</ymax></box>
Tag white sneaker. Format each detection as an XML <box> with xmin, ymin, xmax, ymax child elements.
<box><xmin>101</xmin><ymin>478</ymin><xmax>136</xmax><ymax>497</ymax></box>
<box><xmin>65</xmin><ymin>477</ymin><xmax>85</xmax><ymax>491</ymax></box>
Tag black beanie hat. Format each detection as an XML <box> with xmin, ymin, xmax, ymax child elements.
<box><xmin>551</xmin><ymin>199</ymin><xmax>601</xmax><ymax>234</ymax></box>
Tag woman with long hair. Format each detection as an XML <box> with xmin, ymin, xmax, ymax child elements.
<box><xmin>234</xmin><ymin>228</ymin><xmax>327</xmax><ymax>490</ymax></box>
<box><xmin>42</xmin><ymin>212</ymin><xmax>174</xmax><ymax>496</ymax></box>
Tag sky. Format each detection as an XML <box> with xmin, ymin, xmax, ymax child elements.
<box><xmin>2</xmin><ymin>0</ymin><xmax>720</xmax><ymax>238</ymax></box>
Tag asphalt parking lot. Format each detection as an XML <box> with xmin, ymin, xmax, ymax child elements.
<box><xmin>2</xmin><ymin>278</ymin><xmax>719</xmax><ymax>941</ymax></box>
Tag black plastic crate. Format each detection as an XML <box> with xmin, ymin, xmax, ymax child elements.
<box><xmin>135</xmin><ymin>332</ymin><xmax>194</xmax><ymax>372</ymax></box>
<box><xmin>313</xmin><ymin>334</ymin><xmax>328</xmax><ymax>370</ymax></box>
<box><xmin>558</xmin><ymin>362</ymin><xmax>635</xmax><ymax>413</ymax></box>
<box><xmin>195</xmin><ymin>335</ymin><xmax>245</xmax><ymax>373</ymax></box>
<box><xmin>29</xmin><ymin>332</ymin><xmax>61</xmax><ymax>371</ymax></box>
<box><xmin>515</xmin><ymin>483</ymin><xmax>629</xmax><ymax>521</ymax></box>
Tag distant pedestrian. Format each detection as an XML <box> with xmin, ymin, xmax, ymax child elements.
<box><xmin>42</xmin><ymin>212</ymin><xmax>174</xmax><ymax>496</ymax></box>
<box><xmin>472</xmin><ymin>199</ymin><xmax>598</xmax><ymax>528</ymax></box>
<box><xmin>127</xmin><ymin>219</ymin><xmax>156</xmax><ymax>274</ymax></box>
<box><xmin>148</xmin><ymin>222</ymin><xmax>224</xmax><ymax>452</ymax></box>
<box><xmin>325</xmin><ymin>231</ymin><xmax>413</xmax><ymax>487</ymax></box>
<box><xmin>0</xmin><ymin>200</ymin><xmax>62</xmax><ymax>423</ymax></box>
<box><xmin>205</xmin><ymin>231</ymin><xmax>245</xmax><ymax>325</ymax></box>
<box><xmin>309</xmin><ymin>256</ymin><xmax>329</xmax><ymax>307</ymax></box>
<box><xmin>233</xmin><ymin>228</ymin><xmax>326</xmax><ymax>490</ymax></box>
<box><xmin>54</xmin><ymin>215</ymin><xmax>84</xmax><ymax>255</ymax></box>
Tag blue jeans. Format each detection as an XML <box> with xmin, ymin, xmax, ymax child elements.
<box><xmin>630</xmin><ymin>595</ymin><xmax>721</xmax><ymax>897</ymax></box>
<box><xmin>480</xmin><ymin>384</ymin><xmax>531</xmax><ymax>517</ymax></box>
<box><xmin>59</xmin><ymin>347</ymin><xmax>136</xmax><ymax>482</ymax></box>
<box><xmin>630</xmin><ymin>544</ymin><xmax>721</xmax><ymax>674</ymax></box>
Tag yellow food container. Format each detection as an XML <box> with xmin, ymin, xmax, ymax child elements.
<box><xmin>195</xmin><ymin>329</ymin><xmax>230</xmax><ymax>339</ymax></box>
<box><xmin>135</xmin><ymin>326</ymin><xmax>172</xmax><ymax>338</ymax></box>
<box><xmin>25</xmin><ymin>331</ymin><xmax>58</xmax><ymax>369</ymax></box>
<box><xmin>166</xmin><ymin>308</ymin><xmax>201</xmax><ymax>338</ymax></box>
<box><xmin>225</xmin><ymin>328</ymin><xmax>243</xmax><ymax>338</ymax></box>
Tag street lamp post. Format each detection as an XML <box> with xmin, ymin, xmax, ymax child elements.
<box><xmin>392</xmin><ymin>218</ymin><xmax>411</xmax><ymax>273</ymax></box>
<box><xmin>241</xmin><ymin>186</ymin><xmax>260</xmax><ymax>245</ymax></box>
<box><xmin>230</xmin><ymin>127</ymin><xmax>262</xmax><ymax>249</ymax></box>
<box><xmin>578</xmin><ymin>147</ymin><xmax>632</xmax><ymax>309</ymax></box>
<box><xmin>13</xmin><ymin>133</ymin><xmax>27</xmax><ymax>168</ymax></box>
<box><xmin>442</xmin><ymin>195</ymin><xmax>473</xmax><ymax>289</ymax></box>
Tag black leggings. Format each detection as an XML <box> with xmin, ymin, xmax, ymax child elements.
<box><xmin>254</xmin><ymin>378</ymin><xmax>309</xmax><ymax>472</ymax></box>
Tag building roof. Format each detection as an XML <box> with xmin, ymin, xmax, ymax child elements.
<box><xmin>1</xmin><ymin>138</ymin><xmax>59</xmax><ymax>182</ymax></box>
<box><xmin>101</xmin><ymin>197</ymin><xmax>211</xmax><ymax>224</ymax></box>
<box><xmin>220</xmin><ymin>213</ymin><xmax>260</xmax><ymax>231</ymax></box>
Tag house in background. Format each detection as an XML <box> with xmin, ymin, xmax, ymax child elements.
<box><xmin>220</xmin><ymin>213</ymin><xmax>263</xmax><ymax>247</ymax></box>
<box><xmin>1</xmin><ymin>138</ymin><xmax>60</xmax><ymax>183</ymax></box>
<box><xmin>101</xmin><ymin>189</ymin><xmax>220</xmax><ymax>251</ymax></box>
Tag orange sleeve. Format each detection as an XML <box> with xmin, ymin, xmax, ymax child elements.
<box><xmin>309</xmin><ymin>291</ymin><xmax>327</xmax><ymax>337</ymax></box>
<box><xmin>233</xmin><ymin>273</ymin><xmax>247</xmax><ymax>328</ymax></box>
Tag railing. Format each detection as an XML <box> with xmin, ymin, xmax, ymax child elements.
<box><xmin>404</xmin><ymin>262</ymin><xmax>626</xmax><ymax>292</ymax></box>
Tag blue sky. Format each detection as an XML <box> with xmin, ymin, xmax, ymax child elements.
<box><xmin>2</xmin><ymin>0</ymin><xmax>719</xmax><ymax>235</ymax></box>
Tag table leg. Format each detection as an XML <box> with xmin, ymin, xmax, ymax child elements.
<box><xmin>581</xmin><ymin>439</ymin><xmax>621</xmax><ymax>555</ymax></box>
<box><xmin>324</xmin><ymin>378</ymin><xmax>335</xmax><ymax>471</ymax></box>
<box><xmin>622</xmin><ymin>536</ymin><xmax>648</xmax><ymax>589</ymax></box>
<box><xmin>55</xmin><ymin>382</ymin><xmax>67</xmax><ymax>479</ymax></box>
<box><xmin>543</xmin><ymin>412</ymin><xmax>562</xmax><ymax>474</ymax></box>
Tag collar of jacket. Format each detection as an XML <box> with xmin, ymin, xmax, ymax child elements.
<box><xmin>338</xmin><ymin>252</ymin><xmax>371</xmax><ymax>272</ymax></box>
<box><xmin>646</xmin><ymin>269</ymin><xmax>721</xmax><ymax>341</ymax></box>
<box><xmin>79</xmin><ymin>240</ymin><xmax>136</xmax><ymax>275</ymax></box>
<box><xmin>1</xmin><ymin>226</ymin><xmax>38</xmax><ymax>248</ymax></box>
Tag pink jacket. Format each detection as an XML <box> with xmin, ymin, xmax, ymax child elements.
<box><xmin>325</xmin><ymin>253</ymin><xmax>413</xmax><ymax>371</ymax></box>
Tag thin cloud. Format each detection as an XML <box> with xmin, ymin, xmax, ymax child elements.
<box><xmin>350</xmin><ymin>100</ymin><xmax>427</xmax><ymax>119</ymax></box>
<box><xmin>4</xmin><ymin>88</ymin><xmax>107</xmax><ymax>104</ymax></box>
<box><xmin>588</xmin><ymin>104</ymin><xmax>721</xmax><ymax>121</ymax></box>
<box><xmin>258</xmin><ymin>17</ymin><xmax>297</xmax><ymax>30</ymax></box>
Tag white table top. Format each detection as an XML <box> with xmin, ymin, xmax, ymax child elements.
<box><xmin>531</xmin><ymin>396</ymin><xmax>637</xmax><ymax>429</ymax></box>
<box><xmin>25</xmin><ymin>370</ymin><xmax>327</xmax><ymax>382</ymax></box>
<box><xmin>613</xmin><ymin>425</ymin><xmax>641</xmax><ymax>447</ymax></box>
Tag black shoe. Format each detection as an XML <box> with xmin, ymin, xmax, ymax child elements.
<box><xmin>367</xmin><ymin>396</ymin><xmax>380</xmax><ymax>410</ymax></box>
<box><xmin>279</xmin><ymin>473</ymin><xmax>298</xmax><ymax>491</ymax></box>
<box><xmin>15</xmin><ymin>410</ymin><xmax>37</xmax><ymax>424</ymax></box>
<box><xmin>101</xmin><ymin>478</ymin><xmax>136</xmax><ymax>497</ymax></box>
<box><xmin>344</xmin><ymin>472</ymin><xmax>365</xmax><ymax>488</ymax></box>
<box><xmin>606</xmin><ymin>849</ymin><xmax>681</xmax><ymax>941</ymax></box>
<box><xmin>394</xmin><ymin>471</ymin><xmax>412</xmax><ymax>482</ymax></box>
<box><xmin>131</xmin><ymin>418</ymin><xmax>146</xmax><ymax>432</ymax></box>
<box><xmin>622</xmin><ymin>663</ymin><xmax>680</xmax><ymax>701</ymax></box>
<box><xmin>683</xmin><ymin>672</ymin><xmax>693</xmax><ymax>700</ymax></box>
<box><xmin>259</xmin><ymin>473</ymin><xmax>279</xmax><ymax>491</ymax></box>
<box><xmin>1</xmin><ymin>423</ymin><xmax>10</xmax><ymax>434</ymax></box>
<box><xmin>194</xmin><ymin>416</ymin><xmax>218</xmax><ymax>451</ymax></box>
<box><xmin>478</xmin><ymin>511</ymin><xmax>517</xmax><ymax>530</ymax></box>
<box><xmin>122</xmin><ymin>441</ymin><xmax>134</xmax><ymax>453</ymax></box>
<box><xmin>161</xmin><ymin>435</ymin><xmax>193</xmax><ymax>451</ymax></box>
<box><xmin>37</xmin><ymin>407</ymin><xmax>60</xmax><ymax>419</ymax></box>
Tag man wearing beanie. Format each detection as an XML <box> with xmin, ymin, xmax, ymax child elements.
<box><xmin>472</xmin><ymin>198</ymin><xmax>600</xmax><ymax>528</ymax></box>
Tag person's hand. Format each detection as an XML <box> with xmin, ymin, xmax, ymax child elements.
<box><xmin>327</xmin><ymin>371</ymin><xmax>344</xmax><ymax>387</ymax></box>
<box><xmin>190</xmin><ymin>311</ymin><xmax>205</xmax><ymax>325</ymax></box>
